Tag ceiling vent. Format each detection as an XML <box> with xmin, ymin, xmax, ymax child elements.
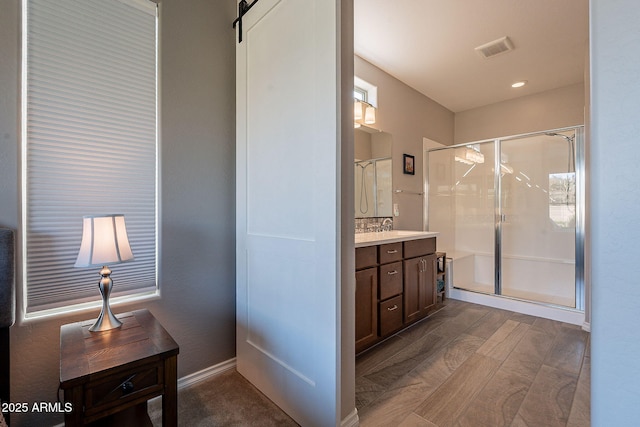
<box><xmin>475</xmin><ymin>36</ymin><xmax>514</xmax><ymax>59</ymax></box>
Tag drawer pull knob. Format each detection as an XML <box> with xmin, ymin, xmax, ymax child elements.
<box><xmin>387</xmin><ymin>270</ymin><xmax>398</xmax><ymax>275</ymax></box>
<box><xmin>122</xmin><ymin>381</ymin><xmax>135</xmax><ymax>394</ymax></box>
<box><xmin>386</xmin><ymin>249</ymin><xmax>398</xmax><ymax>254</ymax></box>
<box><xmin>387</xmin><ymin>305</ymin><xmax>398</xmax><ymax>311</ymax></box>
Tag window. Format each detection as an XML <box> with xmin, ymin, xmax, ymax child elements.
<box><xmin>354</xmin><ymin>76</ymin><xmax>378</xmax><ymax>107</ymax></box>
<box><xmin>22</xmin><ymin>0</ymin><xmax>159</xmax><ymax>317</ymax></box>
<box><xmin>354</xmin><ymin>86</ymin><xmax>368</xmax><ymax>103</ymax></box>
<box><xmin>548</xmin><ymin>173</ymin><xmax>576</xmax><ymax>228</ymax></box>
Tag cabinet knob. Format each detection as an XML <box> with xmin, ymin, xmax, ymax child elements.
<box><xmin>386</xmin><ymin>249</ymin><xmax>398</xmax><ymax>254</ymax></box>
<box><xmin>387</xmin><ymin>270</ymin><xmax>398</xmax><ymax>275</ymax></box>
<box><xmin>122</xmin><ymin>380</ymin><xmax>135</xmax><ymax>394</ymax></box>
<box><xmin>387</xmin><ymin>305</ymin><xmax>398</xmax><ymax>311</ymax></box>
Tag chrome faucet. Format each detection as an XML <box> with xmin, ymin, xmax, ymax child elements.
<box><xmin>381</xmin><ymin>218</ymin><xmax>393</xmax><ymax>232</ymax></box>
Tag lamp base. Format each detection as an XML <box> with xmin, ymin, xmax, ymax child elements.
<box><xmin>89</xmin><ymin>266</ymin><xmax>123</xmax><ymax>332</ymax></box>
<box><xmin>89</xmin><ymin>306</ymin><xmax>123</xmax><ymax>332</ymax></box>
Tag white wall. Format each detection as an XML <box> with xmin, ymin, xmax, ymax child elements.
<box><xmin>590</xmin><ymin>0</ymin><xmax>640</xmax><ymax>424</ymax></box>
<box><xmin>455</xmin><ymin>83</ymin><xmax>585</xmax><ymax>144</ymax></box>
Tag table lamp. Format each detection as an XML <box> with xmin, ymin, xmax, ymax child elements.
<box><xmin>74</xmin><ymin>214</ymin><xmax>134</xmax><ymax>332</ymax></box>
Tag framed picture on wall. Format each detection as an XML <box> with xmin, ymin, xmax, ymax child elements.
<box><xmin>403</xmin><ymin>154</ymin><xmax>415</xmax><ymax>175</ymax></box>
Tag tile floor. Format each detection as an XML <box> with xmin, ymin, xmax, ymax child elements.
<box><xmin>356</xmin><ymin>299</ymin><xmax>590</xmax><ymax>427</ymax></box>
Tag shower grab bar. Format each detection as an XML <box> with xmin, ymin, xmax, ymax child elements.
<box><xmin>394</xmin><ymin>189</ymin><xmax>424</xmax><ymax>195</ymax></box>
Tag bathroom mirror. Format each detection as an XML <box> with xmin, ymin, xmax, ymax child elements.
<box><xmin>354</xmin><ymin>126</ymin><xmax>393</xmax><ymax>218</ymax></box>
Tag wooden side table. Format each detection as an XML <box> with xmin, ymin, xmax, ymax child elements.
<box><xmin>60</xmin><ymin>309</ymin><xmax>179</xmax><ymax>426</ymax></box>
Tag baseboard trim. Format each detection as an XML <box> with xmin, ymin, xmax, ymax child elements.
<box><xmin>582</xmin><ymin>321</ymin><xmax>591</xmax><ymax>332</ymax></box>
<box><xmin>178</xmin><ymin>357</ymin><xmax>237</xmax><ymax>390</ymax></box>
<box><xmin>341</xmin><ymin>408</ymin><xmax>359</xmax><ymax>427</ymax></box>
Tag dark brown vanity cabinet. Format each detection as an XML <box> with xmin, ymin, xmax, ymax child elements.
<box><xmin>355</xmin><ymin>237</ymin><xmax>437</xmax><ymax>353</ymax></box>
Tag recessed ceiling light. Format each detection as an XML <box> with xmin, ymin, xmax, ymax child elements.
<box><xmin>511</xmin><ymin>80</ymin><xmax>527</xmax><ymax>88</ymax></box>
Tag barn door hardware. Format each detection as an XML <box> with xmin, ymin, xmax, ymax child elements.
<box><xmin>232</xmin><ymin>0</ymin><xmax>260</xmax><ymax>43</ymax></box>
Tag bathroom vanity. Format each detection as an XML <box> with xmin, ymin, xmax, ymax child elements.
<box><xmin>355</xmin><ymin>231</ymin><xmax>439</xmax><ymax>353</ymax></box>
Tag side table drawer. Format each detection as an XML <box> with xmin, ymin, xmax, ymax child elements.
<box><xmin>85</xmin><ymin>361</ymin><xmax>163</xmax><ymax>419</ymax></box>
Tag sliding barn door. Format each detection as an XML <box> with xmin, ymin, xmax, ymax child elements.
<box><xmin>235</xmin><ymin>0</ymin><xmax>341</xmax><ymax>425</ymax></box>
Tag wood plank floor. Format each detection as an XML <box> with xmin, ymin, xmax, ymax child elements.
<box><xmin>356</xmin><ymin>299</ymin><xmax>590</xmax><ymax>427</ymax></box>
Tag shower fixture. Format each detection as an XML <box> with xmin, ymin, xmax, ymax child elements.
<box><xmin>545</xmin><ymin>132</ymin><xmax>575</xmax><ymax>173</ymax></box>
<box><xmin>356</xmin><ymin>161</ymin><xmax>372</xmax><ymax>214</ymax></box>
<box><xmin>545</xmin><ymin>132</ymin><xmax>574</xmax><ymax>143</ymax></box>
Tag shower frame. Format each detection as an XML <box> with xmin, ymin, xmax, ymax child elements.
<box><xmin>426</xmin><ymin>126</ymin><xmax>585</xmax><ymax>311</ymax></box>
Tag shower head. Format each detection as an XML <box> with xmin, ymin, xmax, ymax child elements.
<box><xmin>545</xmin><ymin>132</ymin><xmax>576</xmax><ymax>173</ymax></box>
<box><xmin>545</xmin><ymin>132</ymin><xmax>574</xmax><ymax>143</ymax></box>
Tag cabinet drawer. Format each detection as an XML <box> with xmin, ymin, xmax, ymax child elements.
<box><xmin>379</xmin><ymin>295</ymin><xmax>403</xmax><ymax>336</ymax></box>
<box><xmin>85</xmin><ymin>362</ymin><xmax>163</xmax><ymax>418</ymax></box>
<box><xmin>356</xmin><ymin>246</ymin><xmax>377</xmax><ymax>270</ymax></box>
<box><xmin>379</xmin><ymin>242</ymin><xmax>402</xmax><ymax>264</ymax></box>
<box><xmin>379</xmin><ymin>261</ymin><xmax>403</xmax><ymax>300</ymax></box>
<box><xmin>404</xmin><ymin>238</ymin><xmax>436</xmax><ymax>259</ymax></box>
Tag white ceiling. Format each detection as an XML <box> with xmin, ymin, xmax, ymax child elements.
<box><xmin>354</xmin><ymin>0</ymin><xmax>589</xmax><ymax>113</ymax></box>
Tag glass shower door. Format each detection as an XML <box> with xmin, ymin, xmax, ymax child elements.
<box><xmin>428</xmin><ymin>142</ymin><xmax>495</xmax><ymax>294</ymax></box>
<box><xmin>499</xmin><ymin>132</ymin><xmax>576</xmax><ymax>307</ymax></box>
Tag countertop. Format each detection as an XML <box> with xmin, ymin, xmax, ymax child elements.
<box><xmin>355</xmin><ymin>230</ymin><xmax>438</xmax><ymax>248</ymax></box>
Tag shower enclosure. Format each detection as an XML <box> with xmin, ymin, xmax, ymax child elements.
<box><xmin>427</xmin><ymin>127</ymin><xmax>584</xmax><ymax>310</ymax></box>
<box><xmin>355</xmin><ymin>157</ymin><xmax>392</xmax><ymax>218</ymax></box>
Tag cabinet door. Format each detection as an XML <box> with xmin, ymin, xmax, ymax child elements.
<box><xmin>404</xmin><ymin>254</ymin><xmax>437</xmax><ymax>323</ymax></box>
<box><xmin>403</xmin><ymin>257</ymin><xmax>423</xmax><ymax>324</ymax></box>
<box><xmin>421</xmin><ymin>253</ymin><xmax>437</xmax><ymax>313</ymax></box>
<box><xmin>355</xmin><ymin>267</ymin><xmax>378</xmax><ymax>352</ymax></box>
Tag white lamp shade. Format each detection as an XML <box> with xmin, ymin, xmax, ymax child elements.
<box><xmin>364</xmin><ymin>105</ymin><xmax>376</xmax><ymax>124</ymax></box>
<box><xmin>354</xmin><ymin>100</ymin><xmax>363</xmax><ymax>121</ymax></box>
<box><xmin>74</xmin><ymin>214</ymin><xmax>134</xmax><ymax>267</ymax></box>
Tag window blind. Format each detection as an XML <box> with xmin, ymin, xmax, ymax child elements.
<box><xmin>24</xmin><ymin>0</ymin><xmax>158</xmax><ymax>316</ymax></box>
